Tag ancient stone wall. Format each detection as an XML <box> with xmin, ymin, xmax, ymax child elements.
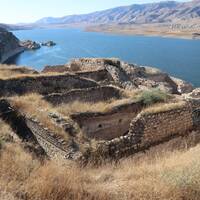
<box><xmin>69</xmin><ymin>58</ymin><xmax>121</xmax><ymax>71</ymax></box>
<box><xmin>75</xmin><ymin>69</ymin><xmax>113</xmax><ymax>82</ymax></box>
<box><xmin>129</xmin><ymin>105</ymin><xmax>193</xmax><ymax>147</ymax></box>
<box><xmin>71</xmin><ymin>101</ymin><xmax>143</xmax><ymax>140</ymax></box>
<box><xmin>42</xmin><ymin>65</ymin><xmax>69</xmax><ymax>73</ymax></box>
<box><xmin>44</xmin><ymin>86</ymin><xmax>122</xmax><ymax>105</ymax></box>
<box><xmin>0</xmin><ymin>74</ymin><xmax>98</xmax><ymax>96</ymax></box>
<box><xmin>88</xmin><ymin>104</ymin><xmax>194</xmax><ymax>160</ymax></box>
<box><xmin>0</xmin><ymin>99</ymin><xmax>46</xmax><ymax>156</ymax></box>
<box><xmin>26</xmin><ymin>119</ymin><xmax>72</xmax><ymax>160</ymax></box>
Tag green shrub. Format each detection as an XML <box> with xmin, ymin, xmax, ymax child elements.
<box><xmin>137</xmin><ymin>88</ymin><xmax>168</xmax><ymax>106</ymax></box>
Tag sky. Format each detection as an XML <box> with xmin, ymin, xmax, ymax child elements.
<box><xmin>0</xmin><ymin>0</ymin><xmax>190</xmax><ymax>24</ymax></box>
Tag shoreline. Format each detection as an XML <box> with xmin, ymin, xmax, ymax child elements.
<box><xmin>0</xmin><ymin>47</ymin><xmax>25</xmax><ymax>64</ymax></box>
<box><xmin>85</xmin><ymin>24</ymin><xmax>200</xmax><ymax>40</ymax></box>
<box><xmin>88</xmin><ymin>29</ymin><xmax>199</xmax><ymax>40</ymax></box>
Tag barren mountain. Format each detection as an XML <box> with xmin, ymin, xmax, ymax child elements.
<box><xmin>36</xmin><ymin>0</ymin><xmax>200</xmax><ymax>25</ymax></box>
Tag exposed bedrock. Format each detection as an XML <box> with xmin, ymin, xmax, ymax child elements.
<box><xmin>20</xmin><ymin>40</ymin><xmax>41</xmax><ymax>50</ymax></box>
<box><xmin>0</xmin><ymin>28</ymin><xmax>25</xmax><ymax>63</ymax></box>
<box><xmin>0</xmin><ymin>74</ymin><xmax>98</xmax><ymax>97</ymax></box>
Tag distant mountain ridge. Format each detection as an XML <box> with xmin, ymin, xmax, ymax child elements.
<box><xmin>36</xmin><ymin>0</ymin><xmax>200</xmax><ymax>25</ymax></box>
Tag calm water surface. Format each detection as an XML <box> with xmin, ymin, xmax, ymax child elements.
<box><xmin>11</xmin><ymin>28</ymin><xmax>200</xmax><ymax>87</ymax></box>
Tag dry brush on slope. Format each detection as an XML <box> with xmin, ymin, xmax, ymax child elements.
<box><xmin>1</xmin><ymin>120</ymin><xmax>200</xmax><ymax>200</ymax></box>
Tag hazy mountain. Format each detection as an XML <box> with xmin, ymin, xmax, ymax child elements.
<box><xmin>0</xmin><ymin>23</ymin><xmax>14</xmax><ymax>30</ymax></box>
<box><xmin>0</xmin><ymin>23</ymin><xmax>31</xmax><ymax>31</ymax></box>
<box><xmin>36</xmin><ymin>0</ymin><xmax>200</xmax><ymax>25</ymax></box>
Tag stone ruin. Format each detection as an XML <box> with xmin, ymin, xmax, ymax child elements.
<box><xmin>0</xmin><ymin>58</ymin><xmax>199</xmax><ymax>163</ymax></box>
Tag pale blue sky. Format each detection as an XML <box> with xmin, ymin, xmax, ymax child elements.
<box><xmin>0</xmin><ymin>0</ymin><xmax>190</xmax><ymax>24</ymax></box>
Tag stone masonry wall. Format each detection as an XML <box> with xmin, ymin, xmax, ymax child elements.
<box><xmin>88</xmin><ymin>104</ymin><xmax>194</xmax><ymax>160</ymax></box>
<box><xmin>71</xmin><ymin>101</ymin><xmax>143</xmax><ymax>140</ymax></box>
<box><xmin>44</xmin><ymin>86</ymin><xmax>122</xmax><ymax>105</ymax></box>
<box><xmin>25</xmin><ymin>119</ymin><xmax>70</xmax><ymax>160</ymax></box>
<box><xmin>0</xmin><ymin>74</ymin><xmax>98</xmax><ymax>96</ymax></box>
<box><xmin>129</xmin><ymin>105</ymin><xmax>193</xmax><ymax>147</ymax></box>
<box><xmin>75</xmin><ymin>69</ymin><xmax>113</xmax><ymax>83</ymax></box>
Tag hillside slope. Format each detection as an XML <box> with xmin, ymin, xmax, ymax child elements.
<box><xmin>36</xmin><ymin>0</ymin><xmax>200</xmax><ymax>25</ymax></box>
<box><xmin>0</xmin><ymin>28</ymin><xmax>24</xmax><ymax>63</ymax></box>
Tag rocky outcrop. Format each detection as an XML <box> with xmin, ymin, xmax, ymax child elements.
<box><xmin>20</xmin><ymin>40</ymin><xmax>56</xmax><ymax>50</ymax></box>
<box><xmin>171</xmin><ymin>77</ymin><xmax>194</xmax><ymax>94</ymax></box>
<box><xmin>0</xmin><ymin>28</ymin><xmax>24</xmax><ymax>63</ymax></box>
<box><xmin>20</xmin><ymin>40</ymin><xmax>41</xmax><ymax>50</ymax></box>
<box><xmin>184</xmin><ymin>88</ymin><xmax>200</xmax><ymax>110</ymax></box>
<box><xmin>41</xmin><ymin>41</ymin><xmax>56</xmax><ymax>47</ymax></box>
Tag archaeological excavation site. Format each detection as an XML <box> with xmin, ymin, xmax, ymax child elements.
<box><xmin>0</xmin><ymin>58</ymin><xmax>200</xmax><ymax>164</ymax></box>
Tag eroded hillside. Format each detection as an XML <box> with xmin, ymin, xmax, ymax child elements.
<box><xmin>1</xmin><ymin>58</ymin><xmax>200</xmax><ymax>199</ymax></box>
<box><xmin>0</xmin><ymin>58</ymin><xmax>199</xmax><ymax>164</ymax></box>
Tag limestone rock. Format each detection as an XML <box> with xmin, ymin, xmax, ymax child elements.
<box><xmin>41</xmin><ymin>40</ymin><xmax>56</xmax><ymax>47</ymax></box>
<box><xmin>171</xmin><ymin>77</ymin><xmax>193</xmax><ymax>94</ymax></box>
<box><xmin>20</xmin><ymin>40</ymin><xmax>41</xmax><ymax>50</ymax></box>
<box><xmin>189</xmin><ymin>88</ymin><xmax>200</xmax><ymax>98</ymax></box>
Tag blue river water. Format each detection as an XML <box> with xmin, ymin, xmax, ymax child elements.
<box><xmin>11</xmin><ymin>28</ymin><xmax>200</xmax><ymax>87</ymax></box>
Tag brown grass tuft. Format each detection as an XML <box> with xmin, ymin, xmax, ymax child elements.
<box><xmin>56</xmin><ymin>98</ymin><xmax>133</xmax><ymax>116</ymax></box>
<box><xmin>141</xmin><ymin>101</ymin><xmax>186</xmax><ymax>115</ymax></box>
<box><xmin>1</xmin><ymin>134</ymin><xmax>200</xmax><ymax>200</ymax></box>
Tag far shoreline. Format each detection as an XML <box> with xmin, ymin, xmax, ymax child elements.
<box><xmin>85</xmin><ymin>23</ymin><xmax>200</xmax><ymax>40</ymax></box>
<box><xmin>11</xmin><ymin>23</ymin><xmax>200</xmax><ymax>41</ymax></box>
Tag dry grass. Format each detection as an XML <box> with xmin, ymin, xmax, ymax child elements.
<box><xmin>1</xmin><ymin>130</ymin><xmax>200</xmax><ymax>200</ymax></box>
<box><xmin>141</xmin><ymin>101</ymin><xmax>186</xmax><ymax>115</ymax></box>
<box><xmin>0</xmin><ymin>119</ymin><xmax>14</xmax><ymax>148</ymax></box>
<box><xmin>144</xmin><ymin>66</ymin><xmax>162</xmax><ymax>75</ymax></box>
<box><xmin>56</xmin><ymin>98</ymin><xmax>133</xmax><ymax>116</ymax></box>
<box><xmin>9</xmin><ymin>93</ymin><xmax>68</xmax><ymax>140</ymax></box>
<box><xmin>0</xmin><ymin>64</ymin><xmax>71</xmax><ymax>80</ymax></box>
<box><xmin>122</xmin><ymin>88</ymin><xmax>141</xmax><ymax>99</ymax></box>
<box><xmin>0</xmin><ymin>64</ymin><xmax>38</xmax><ymax>79</ymax></box>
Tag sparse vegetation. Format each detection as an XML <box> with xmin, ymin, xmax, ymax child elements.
<box><xmin>0</xmin><ymin>57</ymin><xmax>199</xmax><ymax>200</ymax></box>
<box><xmin>137</xmin><ymin>88</ymin><xmax>169</xmax><ymax>106</ymax></box>
<box><xmin>141</xmin><ymin>101</ymin><xmax>186</xmax><ymax>115</ymax></box>
<box><xmin>0</xmin><ymin>64</ymin><xmax>70</xmax><ymax>80</ymax></box>
<box><xmin>0</xmin><ymin>64</ymin><xmax>38</xmax><ymax>79</ymax></box>
<box><xmin>56</xmin><ymin>98</ymin><xmax>132</xmax><ymax>116</ymax></box>
<box><xmin>0</xmin><ymin>119</ymin><xmax>14</xmax><ymax>146</ymax></box>
<box><xmin>1</xmin><ymin>126</ymin><xmax>200</xmax><ymax>200</ymax></box>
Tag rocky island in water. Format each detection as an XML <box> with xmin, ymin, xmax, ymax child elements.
<box><xmin>0</xmin><ymin>27</ymin><xmax>56</xmax><ymax>63</ymax></box>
